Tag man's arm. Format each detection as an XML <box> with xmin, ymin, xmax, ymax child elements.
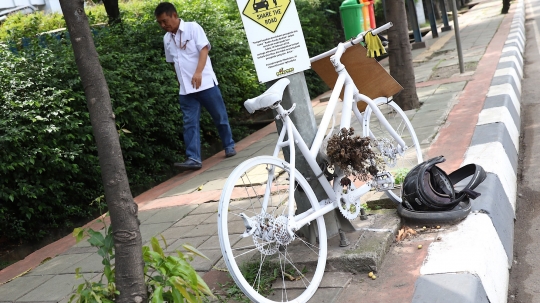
<box><xmin>191</xmin><ymin>45</ymin><xmax>209</xmax><ymax>90</ymax></box>
<box><xmin>170</xmin><ymin>63</ymin><xmax>180</xmax><ymax>87</ymax></box>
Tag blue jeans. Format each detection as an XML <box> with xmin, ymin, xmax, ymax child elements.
<box><xmin>179</xmin><ymin>85</ymin><xmax>235</xmax><ymax>163</ymax></box>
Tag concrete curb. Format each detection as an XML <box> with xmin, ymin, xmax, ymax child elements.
<box><xmin>411</xmin><ymin>2</ymin><xmax>525</xmax><ymax>303</ymax></box>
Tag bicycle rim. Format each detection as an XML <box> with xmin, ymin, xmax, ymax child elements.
<box><xmin>363</xmin><ymin>100</ymin><xmax>423</xmax><ymax>204</ymax></box>
<box><xmin>218</xmin><ymin>156</ymin><xmax>327</xmax><ymax>303</ymax></box>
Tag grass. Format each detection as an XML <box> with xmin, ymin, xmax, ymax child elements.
<box><xmin>362</xmin><ymin>202</ymin><xmax>383</xmax><ymax>211</ymax></box>
<box><xmin>393</xmin><ymin>168</ymin><xmax>410</xmax><ymax>185</ymax></box>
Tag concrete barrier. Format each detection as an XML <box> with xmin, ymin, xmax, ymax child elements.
<box><xmin>411</xmin><ymin>1</ymin><xmax>525</xmax><ymax>302</ymax></box>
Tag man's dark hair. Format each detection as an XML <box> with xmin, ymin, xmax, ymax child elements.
<box><xmin>154</xmin><ymin>2</ymin><xmax>177</xmax><ymax>17</ymax></box>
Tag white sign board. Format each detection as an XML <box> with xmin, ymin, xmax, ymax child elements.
<box><xmin>236</xmin><ymin>0</ymin><xmax>311</xmax><ymax>83</ymax></box>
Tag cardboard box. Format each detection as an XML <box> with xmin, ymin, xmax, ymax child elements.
<box><xmin>311</xmin><ymin>44</ymin><xmax>402</xmax><ymax>112</ymax></box>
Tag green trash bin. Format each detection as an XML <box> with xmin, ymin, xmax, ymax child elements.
<box><xmin>340</xmin><ymin>0</ymin><xmax>364</xmax><ymax>40</ymax></box>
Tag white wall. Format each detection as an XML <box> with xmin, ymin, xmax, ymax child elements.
<box><xmin>0</xmin><ymin>1</ymin><xmax>16</xmax><ymax>9</ymax></box>
<box><xmin>30</xmin><ymin>0</ymin><xmax>46</xmax><ymax>5</ymax></box>
<box><xmin>415</xmin><ymin>0</ymin><xmax>426</xmax><ymax>25</ymax></box>
<box><xmin>0</xmin><ymin>0</ymin><xmax>61</xmax><ymax>13</ymax></box>
<box><xmin>43</xmin><ymin>0</ymin><xmax>61</xmax><ymax>13</ymax></box>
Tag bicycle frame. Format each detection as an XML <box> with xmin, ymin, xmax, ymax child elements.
<box><xmin>264</xmin><ymin>23</ymin><xmax>408</xmax><ymax>232</ymax></box>
<box><xmin>217</xmin><ymin>22</ymin><xmax>422</xmax><ymax>303</ymax></box>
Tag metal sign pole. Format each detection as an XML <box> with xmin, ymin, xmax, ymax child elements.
<box><xmin>451</xmin><ymin>0</ymin><xmax>464</xmax><ymax>73</ymax></box>
<box><xmin>268</xmin><ymin>73</ymin><xmax>354</xmax><ymax>241</ymax></box>
<box><xmin>237</xmin><ymin>0</ymin><xmax>354</xmax><ymax>242</ymax></box>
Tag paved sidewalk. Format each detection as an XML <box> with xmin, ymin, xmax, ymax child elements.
<box><xmin>0</xmin><ymin>0</ymin><xmax>522</xmax><ymax>302</ymax></box>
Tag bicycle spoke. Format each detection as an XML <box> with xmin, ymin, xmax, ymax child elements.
<box><xmin>219</xmin><ymin>157</ymin><xmax>327</xmax><ymax>303</ymax></box>
<box><xmin>281</xmin><ymin>249</ymin><xmax>310</xmax><ymax>287</ymax></box>
<box><xmin>279</xmin><ymin>250</ymin><xmax>288</xmax><ymax>302</ymax></box>
<box><xmin>295</xmin><ymin>236</ymin><xmax>320</xmax><ymax>256</ymax></box>
<box><xmin>241</xmin><ymin>171</ymin><xmax>264</xmax><ymax>214</ymax></box>
<box><xmin>253</xmin><ymin>253</ymin><xmax>268</xmax><ymax>292</ymax></box>
<box><xmin>231</xmin><ymin>244</ymin><xmax>257</xmax><ymax>251</ymax></box>
<box><xmin>363</xmin><ymin>101</ymin><xmax>423</xmax><ymax>203</ymax></box>
<box><xmin>233</xmin><ymin>245</ymin><xmax>263</xmax><ymax>258</ymax></box>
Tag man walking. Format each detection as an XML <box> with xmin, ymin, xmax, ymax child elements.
<box><xmin>155</xmin><ymin>2</ymin><xmax>236</xmax><ymax>171</ymax></box>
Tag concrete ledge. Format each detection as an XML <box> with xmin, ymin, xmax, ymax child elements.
<box><xmin>502</xmin><ymin>45</ymin><xmax>523</xmax><ymax>54</ymax></box>
<box><xmin>486</xmin><ymin>83</ymin><xmax>520</xmax><ymax>114</ymax></box>
<box><xmin>510</xmin><ymin>16</ymin><xmax>525</xmax><ymax>31</ymax></box>
<box><xmin>412</xmin><ymin>273</ymin><xmax>490</xmax><ymax>303</ymax></box>
<box><xmin>483</xmin><ymin>94</ymin><xmax>521</xmax><ymax>132</ymax></box>
<box><xmin>463</xmin><ymin>142</ymin><xmax>517</xmax><ymax>211</ymax></box>
<box><xmin>283</xmin><ymin>210</ymin><xmax>401</xmax><ymax>275</ymax></box>
<box><xmin>497</xmin><ymin>54</ymin><xmax>524</xmax><ymax>69</ymax></box>
<box><xmin>496</xmin><ymin>62</ymin><xmax>524</xmax><ymax>91</ymax></box>
<box><xmin>500</xmin><ymin>50</ymin><xmax>524</xmax><ymax>67</ymax></box>
<box><xmin>507</xmin><ymin>25</ymin><xmax>525</xmax><ymax>36</ymax></box>
<box><xmin>510</xmin><ymin>20</ymin><xmax>525</xmax><ymax>30</ymax></box>
<box><xmin>419</xmin><ymin>214</ymin><xmax>509</xmax><ymax>303</ymax></box>
<box><xmin>477</xmin><ymin>105</ymin><xmax>520</xmax><ymax>146</ymax></box>
<box><xmin>412</xmin><ymin>1</ymin><xmax>524</xmax><ymax>302</ymax></box>
<box><xmin>508</xmin><ymin>29</ymin><xmax>525</xmax><ymax>40</ymax></box>
<box><xmin>470</xmin><ymin>173</ymin><xmax>515</xmax><ymax>266</ymax></box>
<box><xmin>503</xmin><ymin>39</ymin><xmax>524</xmax><ymax>53</ymax></box>
<box><xmin>492</xmin><ymin>73</ymin><xmax>521</xmax><ymax>95</ymax></box>
<box><xmin>470</xmin><ymin>122</ymin><xmax>518</xmax><ymax>172</ymax></box>
<box><xmin>327</xmin><ymin>210</ymin><xmax>400</xmax><ymax>274</ymax></box>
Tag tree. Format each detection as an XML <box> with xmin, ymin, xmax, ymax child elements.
<box><xmin>88</xmin><ymin>0</ymin><xmax>121</xmax><ymax>24</ymax></box>
<box><xmin>58</xmin><ymin>1</ymin><xmax>146</xmax><ymax>302</ymax></box>
<box><xmin>501</xmin><ymin>0</ymin><xmax>510</xmax><ymax>14</ymax></box>
<box><xmin>385</xmin><ymin>0</ymin><xmax>421</xmax><ymax>110</ymax></box>
<box><xmin>102</xmin><ymin>0</ymin><xmax>121</xmax><ymax>25</ymax></box>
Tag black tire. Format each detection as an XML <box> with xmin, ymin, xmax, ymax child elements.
<box><xmin>397</xmin><ymin>201</ymin><xmax>472</xmax><ymax>225</ymax></box>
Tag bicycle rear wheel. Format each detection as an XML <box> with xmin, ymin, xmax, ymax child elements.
<box><xmin>363</xmin><ymin>99</ymin><xmax>423</xmax><ymax>204</ymax></box>
<box><xmin>218</xmin><ymin>156</ymin><xmax>327</xmax><ymax>303</ymax></box>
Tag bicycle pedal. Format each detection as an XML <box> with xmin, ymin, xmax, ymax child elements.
<box><xmin>372</xmin><ymin>172</ymin><xmax>395</xmax><ymax>191</ymax></box>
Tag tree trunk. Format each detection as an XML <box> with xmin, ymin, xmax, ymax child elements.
<box><xmin>385</xmin><ymin>0</ymin><xmax>421</xmax><ymax>110</ymax></box>
<box><xmin>102</xmin><ymin>0</ymin><xmax>121</xmax><ymax>25</ymax></box>
<box><xmin>501</xmin><ymin>0</ymin><xmax>510</xmax><ymax>13</ymax></box>
<box><xmin>58</xmin><ymin>1</ymin><xmax>146</xmax><ymax>302</ymax></box>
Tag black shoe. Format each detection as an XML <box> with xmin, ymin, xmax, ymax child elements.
<box><xmin>225</xmin><ymin>147</ymin><xmax>237</xmax><ymax>158</ymax></box>
<box><xmin>174</xmin><ymin>159</ymin><xmax>202</xmax><ymax>170</ymax></box>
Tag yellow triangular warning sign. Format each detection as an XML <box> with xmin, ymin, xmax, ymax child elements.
<box><xmin>242</xmin><ymin>0</ymin><xmax>291</xmax><ymax>33</ymax></box>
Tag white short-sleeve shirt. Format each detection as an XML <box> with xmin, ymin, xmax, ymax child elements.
<box><xmin>164</xmin><ymin>20</ymin><xmax>218</xmax><ymax>95</ymax></box>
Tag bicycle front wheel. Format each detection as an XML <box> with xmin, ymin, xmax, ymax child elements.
<box><xmin>363</xmin><ymin>99</ymin><xmax>423</xmax><ymax>204</ymax></box>
<box><xmin>218</xmin><ymin>156</ymin><xmax>327</xmax><ymax>303</ymax></box>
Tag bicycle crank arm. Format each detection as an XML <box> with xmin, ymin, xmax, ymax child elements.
<box><xmin>340</xmin><ymin>183</ymin><xmax>372</xmax><ymax>206</ymax></box>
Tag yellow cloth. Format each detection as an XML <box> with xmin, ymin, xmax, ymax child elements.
<box><xmin>364</xmin><ymin>32</ymin><xmax>387</xmax><ymax>58</ymax></box>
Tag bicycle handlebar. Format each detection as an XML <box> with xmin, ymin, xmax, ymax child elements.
<box><xmin>369</xmin><ymin>22</ymin><xmax>393</xmax><ymax>37</ymax></box>
<box><xmin>309</xmin><ymin>22</ymin><xmax>393</xmax><ymax>63</ymax></box>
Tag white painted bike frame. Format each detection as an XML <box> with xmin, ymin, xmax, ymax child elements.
<box><xmin>261</xmin><ymin>23</ymin><xmax>408</xmax><ymax>233</ymax></box>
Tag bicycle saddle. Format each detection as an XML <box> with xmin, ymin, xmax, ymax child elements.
<box><xmin>244</xmin><ymin>78</ymin><xmax>290</xmax><ymax>114</ymax></box>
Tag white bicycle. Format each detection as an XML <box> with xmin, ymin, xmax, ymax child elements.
<box><xmin>218</xmin><ymin>23</ymin><xmax>423</xmax><ymax>303</ymax></box>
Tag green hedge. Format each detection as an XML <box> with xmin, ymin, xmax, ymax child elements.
<box><xmin>0</xmin><ymin>0</ymin><xmax>338</xmax><ymax>242</ymax></box>
<box><xmin>0</xmin><ymin>44</ymin><xmax>99</xmax><ymax>239</ymax></box>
